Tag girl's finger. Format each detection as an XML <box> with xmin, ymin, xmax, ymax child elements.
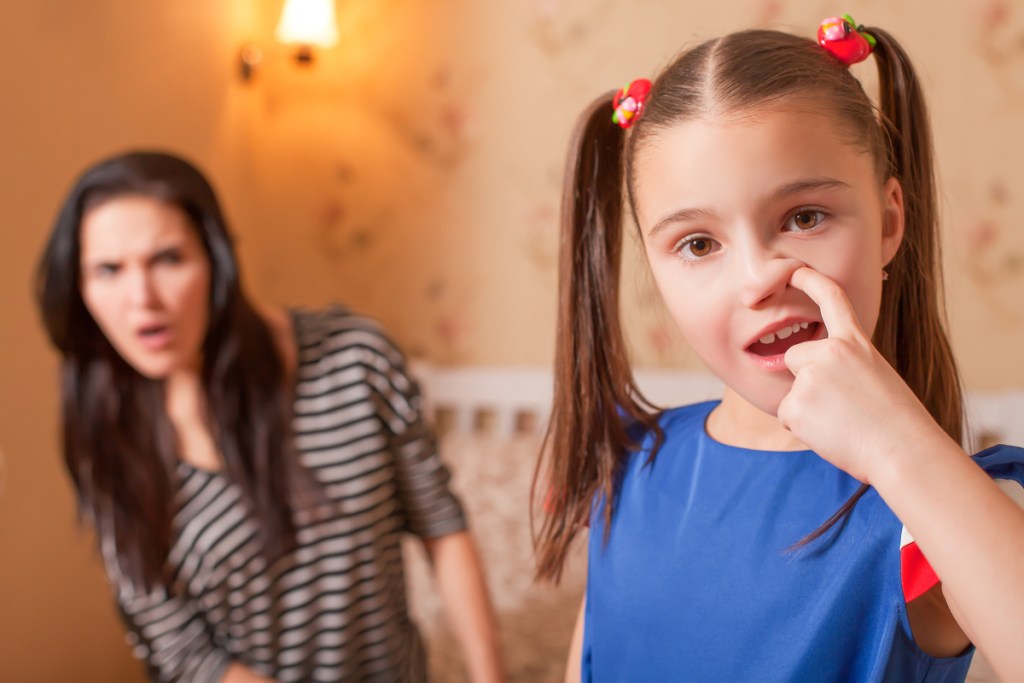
<box><xmin>788</xmin><ymin>267</ymin><xmax>863</xmax><ymax>341</ymax></box>
<box><xmin>783</xmin><ymin>336</ymin><xmax>828</xmax><ymax>375</ymax></box>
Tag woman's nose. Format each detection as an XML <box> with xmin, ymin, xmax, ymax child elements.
<box><xmin>125</xmin><ymin>268</ymin><xmax>159</xmax><ymax>308</ymax></box>
<box><xmin>736</xmin><ymin>245</ymin><xmax>804</xmax><ymax>309</ymax></box>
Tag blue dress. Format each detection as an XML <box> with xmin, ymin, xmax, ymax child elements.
<box><xmin>582</xmin><ymin>401</ymin><xmax>1024</xmax><ymax>682</ymax></box>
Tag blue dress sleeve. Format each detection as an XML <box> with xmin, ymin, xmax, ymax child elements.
<box><xmin>972</xmin><ymin>444</ymin><xmax>1024</xmax><ymax>485</ymax></box>
<box><xmin>581</xmin><ymin>593</ymin><xmax>593</xmax><ymax>683</ymax></box>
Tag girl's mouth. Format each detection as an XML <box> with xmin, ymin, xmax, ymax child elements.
<box><xmin>746</xmin><ymin>322</ymin><xmax>821</xmax><ymax>357</ymax></box>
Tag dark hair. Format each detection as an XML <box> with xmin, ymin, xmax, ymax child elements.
<box><xmin>534</xmin><ymin>29</ymin><xmax>964</xmax><ymax>582</ymax></box>
<box><xmin>37</xmin><ymin>150</ymin><xmax>306</xmax><ymax>588</ymax></box>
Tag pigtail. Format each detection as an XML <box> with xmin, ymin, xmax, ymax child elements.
<box><xmin>796</xmin><ymin>29</ymin><xmax>966</xmax><ymax>549</ymax></box>
<box><xmin>532</xmin><ymin>93</ymin><xmax>663</xmax><ymax>583</ymax></box>
<box><xmin>867</xmin><ymin>27</ymin><xmax>965</xmax><ymax>445</ymax></box>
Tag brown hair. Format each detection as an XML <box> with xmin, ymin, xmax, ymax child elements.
<box><xmin>533</xmin><ymin>29</ymin><xmax>964</xmax><ymax>582</ymax></box>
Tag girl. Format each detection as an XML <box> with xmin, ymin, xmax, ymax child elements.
<box><xmin>36</xmin><ymin>151</ymin><xmax>505</xmax><ymax>683</ymax></box>
<box><xmin>533</xmin><ymin>17</ymin><xmax>1024</xmax><ymax>683</ymax></box>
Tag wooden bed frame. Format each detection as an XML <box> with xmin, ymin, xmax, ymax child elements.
<box><xmin>413</xmin><ymin>362</ymin><xmax>1024</xmax><ymax>449</ymax></box>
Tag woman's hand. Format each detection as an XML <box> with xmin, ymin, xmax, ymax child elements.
<box><xmin>777</xmin><ymin>267</ymin><xmax>943</xmax><ymax>484</ymax></box>
<box><xmin>221</xmin><ymin>663</ymin><xmax>278</xmax><ymax>683</ymax></box>
<box><xmin>424</xmin><ymin>531</ymin><xmax>507</xmax><ymax>683</ymax></box>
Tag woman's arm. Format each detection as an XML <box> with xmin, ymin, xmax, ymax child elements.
<box><xmin>355</xmin><ymin>324</ymin><xmax>504</xmax><ymax>680</ymax></box>
<box><xmin>113</xmin><ymin>566</ymin><xmax>280</xmax><ymax>683</ymax></box>
<box><xmin>423</xmin><ymin>530</ymin><xmax>506</xmax><ymax>683</ymax></box>
<box><xmin>111</xmin><ymin>582</ymin><xmax>232</xmax><ymax>683</ymax></box>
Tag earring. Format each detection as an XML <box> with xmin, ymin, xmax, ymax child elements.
<box><xmin>882</xmin><ymin>269</ymin><xmax>890</xmax><ymax>281</ymax></box>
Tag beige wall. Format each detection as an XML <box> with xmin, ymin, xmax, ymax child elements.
<box><xmin>1</xmin><ymin>0</ymin><xmax>1022</xmax><ymax>680</ymax></box>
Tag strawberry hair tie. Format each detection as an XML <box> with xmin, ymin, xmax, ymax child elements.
<box><xmin>612</xmin><ymin>79</ymin><xmax>652</xmax><ymax>129</ymax></box>
<box><xmin>817</xmin><ymin>14</ymin><xmax>877</xmax><ymax>66</ymax></box>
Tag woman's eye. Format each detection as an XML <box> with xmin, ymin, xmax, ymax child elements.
<box><xmin>673</xmin><ymin>235</ymin><xmax>718</xmax><ymax>260</ymax></box>
<box><xmin>787</xmin><ymin>210</ymin><xmax>826</xmax><ymax>232</ymax></box>
<box><xmin>94</xmin><ymin>263</ymin><xmax>120</xmax><ymax>277</ymax></box>
<box><xmin>154</xmin><ymin>250</ymin><xmax>183</xmax><ymax>264</ymax></box>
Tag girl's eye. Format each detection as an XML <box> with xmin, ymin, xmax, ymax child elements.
<box><xmin>673</xmin><ymin>235</ymin><xmax>719</xmax><ymax>260</ymax></box>
<box><xmin>786</xmin><ymin>210</ymin><xmax>826</xmax><ymax>232</ymax></box>
<box><xmin>93</xmin><ymin>263</ymin><xmax>120</xmax><ymax>277</ymax></box>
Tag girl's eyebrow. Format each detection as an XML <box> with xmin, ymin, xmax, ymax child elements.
<box><xmin>763</xmin><ymin>177</ymin><xmax>852</xmax><ymax>206</ymax></box>
<box><xmin>648</xmin><ymin>207</ymin><xmax>718</xmax><ymax>238</ymax></box>
<box><xmin>647</xmin><ymin>177</ymin><xmax>852</xmax><ymax>238</ymax></box>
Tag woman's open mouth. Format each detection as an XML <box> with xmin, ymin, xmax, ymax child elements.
<box><xmin>137</xmin><ymin>324</ymin><xmax>173</xmax><ymax>350</ymax></box>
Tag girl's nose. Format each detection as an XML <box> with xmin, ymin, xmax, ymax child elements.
<box><xmin>736</xmin><ymin>245</ymin><xmax>804</xmax><ymax>309</ymax></box>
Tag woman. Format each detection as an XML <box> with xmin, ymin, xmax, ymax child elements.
<box><xmin>36</xmin><ymin>150</ymin><xmax>504</xmax><ymax>683</ymax></box>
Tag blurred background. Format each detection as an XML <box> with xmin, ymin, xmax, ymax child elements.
<box><xmin>1</xmin><ymin>0</ymin><xmax>1022</xmax><ymax>680</ymax></box>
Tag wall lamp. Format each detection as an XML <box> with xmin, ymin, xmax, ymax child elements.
<box><xmin>239</xmin><ymin>0</ymin><xmax>340</xmax><ymax>83</ymax></box>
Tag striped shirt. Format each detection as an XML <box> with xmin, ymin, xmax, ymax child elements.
<box><xmin>101</xmin><ymin>306</ymin><xmax>467</xmax><ymax>683</ymax></box>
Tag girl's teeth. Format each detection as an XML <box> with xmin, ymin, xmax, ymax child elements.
<box><xmin>758</xmin><ymin>323</ymin><xmax>811</xmax><ymax>346</ymax></box>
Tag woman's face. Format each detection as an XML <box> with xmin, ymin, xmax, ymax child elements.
<box><xmin>79</xmin><ymin>195</ymin><xmax>211</xmax><ymax>380</ymax></box>
<box><xmin>632</xmin><ymin>105</ymin><xmax>904</xmax><ymax>416</ymax></box>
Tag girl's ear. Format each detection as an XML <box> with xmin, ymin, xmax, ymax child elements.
<box><xmin>881</xmin><ymin>176</ymin><xmax>905</xmax><ymax>267</ymax></box>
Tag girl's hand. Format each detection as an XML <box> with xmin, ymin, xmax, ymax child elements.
<box><xmin>778</xmin><ymin>267</ymin><xmax>943</xmax><ymax>483</ymax></box>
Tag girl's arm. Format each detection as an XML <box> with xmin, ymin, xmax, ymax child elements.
<box><xmin>564</xmin><ymin>596</ymin><xmax>586</xmax><ymax>683</ymax></box>
<box><xmin>422</xmin><ymin>531</ymin><xmax>506</xmax><ymax>683</ymax></box>
<box><xmin>871</xmin><ymin>431</ymin><xmax>1024</xmax><ymax>678</ymax></box>
<box><xmin>780</xmin><ymin>267</ymin><xmax>1024</xmax><ymax>680</ymax></box>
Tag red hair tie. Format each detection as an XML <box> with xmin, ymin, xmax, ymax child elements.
<box><xmin>612</xmin><ymin>79</ymin><xmax>652</xmax><ymax>129</ymax></box>
<box><xmin>817</xmin><ymin>14</ymin><xmax>876</xmax><ymax>66</ymax></box>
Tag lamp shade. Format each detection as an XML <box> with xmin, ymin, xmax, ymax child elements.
<box><xmin>275</xmin><ymin>0</ymin><xmax>339</xmax><ymax>47</ymax></box>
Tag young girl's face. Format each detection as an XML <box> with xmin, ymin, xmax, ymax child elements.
<box><xmin>79</xmin><ymin>195</ymin><xmax>212</xmax><ymax>380</ymax></box>
<box><xmin>633</xmin><ymin>105</ymin><xmax>904</xmax><ymax>416</ymax></box>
